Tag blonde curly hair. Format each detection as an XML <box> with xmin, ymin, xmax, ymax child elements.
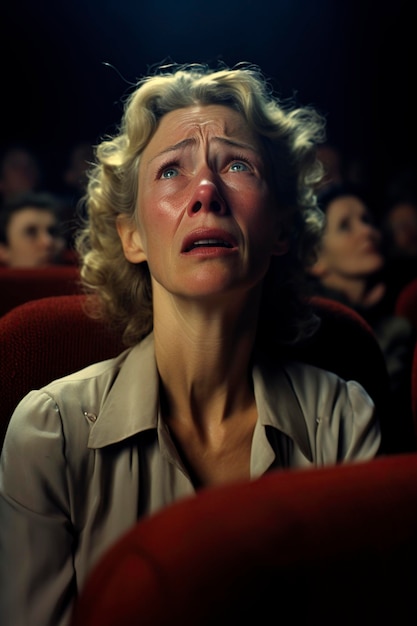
<box><xmin>75</xmin><ymin>62</ymin><xmax>326</xmax><ymax>347</ymax></box>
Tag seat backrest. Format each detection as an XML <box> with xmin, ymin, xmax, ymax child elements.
<box><xmin>288</xmin><ymin>296</ymin><xmax>406</xmax><ymax>453</ymax></box>
<box><xmin>395</xmin><ymin>277</ymin><xmax>417</xmax><ymax>331</ymax></box>
<box><xmin>0</xmin><ymin>294</ymin><xmax>125</xmax><ymax>449</ymax></box>
<box><xmin>291</xmin><ymin>295</ymin><xmax>391</xmax><ymax>417</ymax></box>
<box><xmin>410</xmin><ymin>341</ymin><xmax>417</xmax><ymax>437</ymax></box>
<box><xmin>70</xmin><ymin>452</ymin><xmax>417</xmax><ymax>626</ymax></box>
<box><xmin>0</xmin><ymin>265</ymin><xmax>82</xmax><ymax>317</ymax></box>
<box><xmin>0</xmin><ymin>294</ymin><xmax>401</xmax><ymax>453</ymax></box>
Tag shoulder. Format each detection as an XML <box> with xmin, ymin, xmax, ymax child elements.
<box><xmin>373</xmin><ymin>314</ymin><xmax>415</xmax><ymax>340</ymax></box>
<box><xmin>2</xmin><ymin>349</ymin><xmax>132</xmax><ymax>456</ymax></box>
<box><xmin>280</xmin><ymin>360</ymin><xmax>376</xmax><ymax>427</ymax></box>
<box><xmin>283</xmin><ymin>359</ymin><xmax>368</xmax><ymax>398</ymax></box>
<box><xmin>281</xmin><ymin>361</ymin><xmax>380</xmax><ymax>461</ymax></box>
<box><xmin>46</xmin><ymin>347</ymin><xmax>131</xmax><ymax>398</ymax></box>
<box><xmin>256</xmin><ymin>355</ymin><xmax>376</xmax><ymax>425</ymax></box>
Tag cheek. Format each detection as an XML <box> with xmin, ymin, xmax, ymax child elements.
<box><xmin>138</xmin><ymin>206</ymin><xmax>175</xmax><ymax>268</ymax></box>
<box><xmin>330</xmin><ymin>242</ymin><xmax>364</xmax><ymax>272</ymax></box>
<box><xmin>9</xmin><ymin>232</ymin><xmax>28</xmax><ymax>249</ymax></box>
<box><xmin>327</xmin><ymin>243</ymin><xmax>350</xmax><ymax>267</ymax></box>
<box><xmin>140</xmin><ymin>203</ymin><xmax>177</xmax><ymax>250</ymax></box>
<box><xmin>140</xmin><ymin>185</ymin><xmax>183</xmax><ymax>226</ymax></box>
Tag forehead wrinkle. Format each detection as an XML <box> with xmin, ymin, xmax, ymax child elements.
<box><xmin>148</xmin><ymin>135</ymin><xmax>259</xmax><ymax>166</ymax></box>
<box><xmin>213</xmin><ymin>136</ymin><xmax>260</xmax><ymax>153</ymax></box>
<box><xmin>149</xmin><ymin>137</ymin><xmax>196</xmax><ymax>163</ymax></box>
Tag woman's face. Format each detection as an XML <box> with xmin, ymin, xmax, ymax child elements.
<box><xmin>386</xmin><ymin>202</ymin><xmax>417</xmax><ymax>257</ymax></box>
<box><xmin>312</xmin><ymin>195</ymin><xmax>384</xmax><ymax>279</ymax></box>
<box><xmin>118</xmin><ymin>104</ymin><xmax>286</xmax><ymax>301</ymax></box>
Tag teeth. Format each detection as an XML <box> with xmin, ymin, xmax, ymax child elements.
<box><xmin>193</xmin><ymin>239</ymin><xmax>230</xmax><ymax>247</ymax></box>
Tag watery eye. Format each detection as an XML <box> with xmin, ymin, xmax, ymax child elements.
<box><xmin>229</xmin><ymin>161</ymin><xmax>249</xmax><ymax>173</ymax></box>
<box><xmin>161</xmin><ymin>167</ymin><xmax>179</xmax><ymax>179</ymax></box>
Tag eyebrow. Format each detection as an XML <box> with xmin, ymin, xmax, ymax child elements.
<box><xmin>148</xmin><ymin>136</ymin><xmax>260</xmax><ymax>163</ymax></box>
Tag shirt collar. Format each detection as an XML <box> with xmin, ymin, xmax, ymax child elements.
<box><xmin>88</xmin><ymin>333</ymin><xmax>159</xmax><ymax>448</ymax></box>
<box><xmin>88</xmin><ymin>334</ymin><xmax>312</xmax><ymax>461</ymax></box>
<box><xmin>252</xmin><ymin>353</ymin><xmax>313</xmax><ymax>461</ymax></box>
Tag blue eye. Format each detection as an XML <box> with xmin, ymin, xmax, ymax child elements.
<box><xmin>229</xmin><ymin>161</ymin><xmax>249</xmax><ymax>172</ymax></box>
<box><xmin>161</xmin><ymin>166</ymin><xmax>179</xmax><ymax>179</ymax></box>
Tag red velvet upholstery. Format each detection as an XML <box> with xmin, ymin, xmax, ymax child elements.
<box><xmin>393</xmin><ymin>281</ymin><xmax>417</xmax><ymax>445</ymax></box>
<box><xmin>0</xmin><ymin>265</ymin><xmax>82</xmax><ymax>317</ymax></box>
<box><xmin>395</xmin><ymin>277</ymin><xmax>417</xmax><ymax>331</ymax></box>
<box><xmin>290</xmin><ymin>296</ymin><xmax>391</xmax><ymax>424</ymax></box>
<box><xmin>0</xmin><ymin>294</ymin><xmax>125</xmax><ymax>448</ymax></box>
<box><xmin>411</xmin><ymin>342</ymin><xmax>417</xmax><ymax>437</ymax></box>
<box><xmin>71</xmin><ymin>453</ymin><xmax>417</xmax><ymax>626</ymax></box>
<box><xmin>288</xmin><ymin>296</ymin><xmax>410</xmax><ymax>453</ymax></box>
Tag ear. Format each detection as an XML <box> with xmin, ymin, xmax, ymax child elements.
<box><xmin>116</xmin><ymin>215</ymin><xmax>147</xmax><ymax>264</ymax></box>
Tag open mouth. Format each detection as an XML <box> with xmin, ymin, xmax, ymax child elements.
<box><xmin>182</xmin><ymin>230</ymin><xmax>238</xmax><ymax>253</ymax></box>
<box><xmin>185</xmin><ymin>238</ymin><xmax>234</xmax><ymax>252</ymax></box>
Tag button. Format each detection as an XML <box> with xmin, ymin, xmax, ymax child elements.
<box><xmin>84</xmin><ymin>411</ymin><xmax>97</xmax><ymax>423</ymax></box>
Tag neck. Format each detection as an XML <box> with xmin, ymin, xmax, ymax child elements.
<box><xmin>321</xmin><ymin>274</ymin><xmax>385</xmax><ymax>307</ymax></box>
<box><xmin>153</xmin><ymin>287</ymin><xmax>261</xmax><ymax>429</ymax></box>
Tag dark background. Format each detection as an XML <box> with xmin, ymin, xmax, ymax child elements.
<box><xmin>1</xmin><ymin>0</ymin><xmax>415</xmax><ymax>206</ymax></box>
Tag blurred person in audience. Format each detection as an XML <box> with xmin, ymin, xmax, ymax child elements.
<box><xmin>315</xmin><ymin>142</ymin><xmax>369</xmax><ymax>194</ymax></box>
<box><xmin>58</xmin><ymin>140</ymin><xmax>94</xmax><ymax>214</ymax></box>
<box><xmin>306</xmin><ymin>181</ymin><xmax>416</xmax><ymax>452</ymax></box>
<box><xmin>62</xmin><ymin>140</ymin><xmax>94</xmax><ymax>200</ymax></box>
<box><xmin>383</xmin><ymin>199</ymin><xmax>417</xmax><ymax>260</ymax></box>
<box><xmin>0</xmin><ymin>191</ymin><xmax>67</xmax><ymax>267</ymax></box>
<box><xmin>380</xmin><ymin>166</ymin><xmax>417</xmax><ymax>298</ymax></box>
<box><xmin>315</xmin><ymin>142</ymin><xmax>344</xmax><ymax>191</ymax></box>
<box><xmin>0</xmin><ymin>142</ymin><xmax>44</xmax><ymax>204</ymax></box>
<box><xmin>0</xmin><ymin>63</ymin><xmax>382</xmax><ymax>626</ymax></box>
<box><xmin>57</xmin><ymin>140</ymin><xmax>95</xmax><ymax>250</ymax></box>
<box><xmin>385</xmin><ymin>162</ymin><xmax>417</xmax><ymax>206</ymax></box>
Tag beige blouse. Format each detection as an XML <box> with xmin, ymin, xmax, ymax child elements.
<box><xmin>0</xmin><ymin>332</ymin><xmax>381</xmax><ymax>626</ymax></box>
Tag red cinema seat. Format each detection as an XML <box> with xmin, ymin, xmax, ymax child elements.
<box><xmin>71</xmin><ymin>453</ymin><xmax>417</xmax><ymax>626</ymax></box>
<box><xmin>395</xmin><ymin>277</ymin><xmax>417</xmax><ymax>331</ymax></box>
<box><xmin>0</xmin><ymin>265</ymin><xmax>82</xmax><ymax>317</ymax></box>
<box><xmin>0</xmin><ymin>294</ymin><xmax>125</xmax><ymax>449</ymax></box>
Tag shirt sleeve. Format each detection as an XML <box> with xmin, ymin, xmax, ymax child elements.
<box><xmin>0</xmin><ymin>390</ymin><xmax>76</xmax><ymax>626</ymax></box>
<box><xmin>315</xmin><ymin>377</ymin><xmax>382</xmax><ymax>464</ymax></box>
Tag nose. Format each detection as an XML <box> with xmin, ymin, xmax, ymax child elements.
<box><xmin>365</xmin><ymin>222</ymin><xmax>381</xmax><ymax>238</ymax></box>
<box><xmin>39</xmin><ymin>230</ymin><xmax>56</xmax><ymax>249</ymax></box>
<box><xmin>187</xmin><ymin>173</ymin><xmax>228</xmax><ymax>216</ymax></box>
<box><xmin>357</xmin><ymin>216</ymin><xmax>378</xmax><ymax>235</ymax></box>
<box><xmin>360</xmin><ymin>223</ymin><xmax>382</xmax><ymax>248</ymax></box>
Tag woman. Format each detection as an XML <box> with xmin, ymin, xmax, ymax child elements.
<box><xmin>0</xmin><ymin>64</ymin><xmax>381</xmax><ymax>626</ymax></box>
<box><xmin>306</xmin><ymin>181</ymin><xmax>416</xmax><ymax>453</ymax></box>
<box><xmin>306</xmin><ymin>183</ymin><xmax>387</xmax><ymax>307</ymax></box>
